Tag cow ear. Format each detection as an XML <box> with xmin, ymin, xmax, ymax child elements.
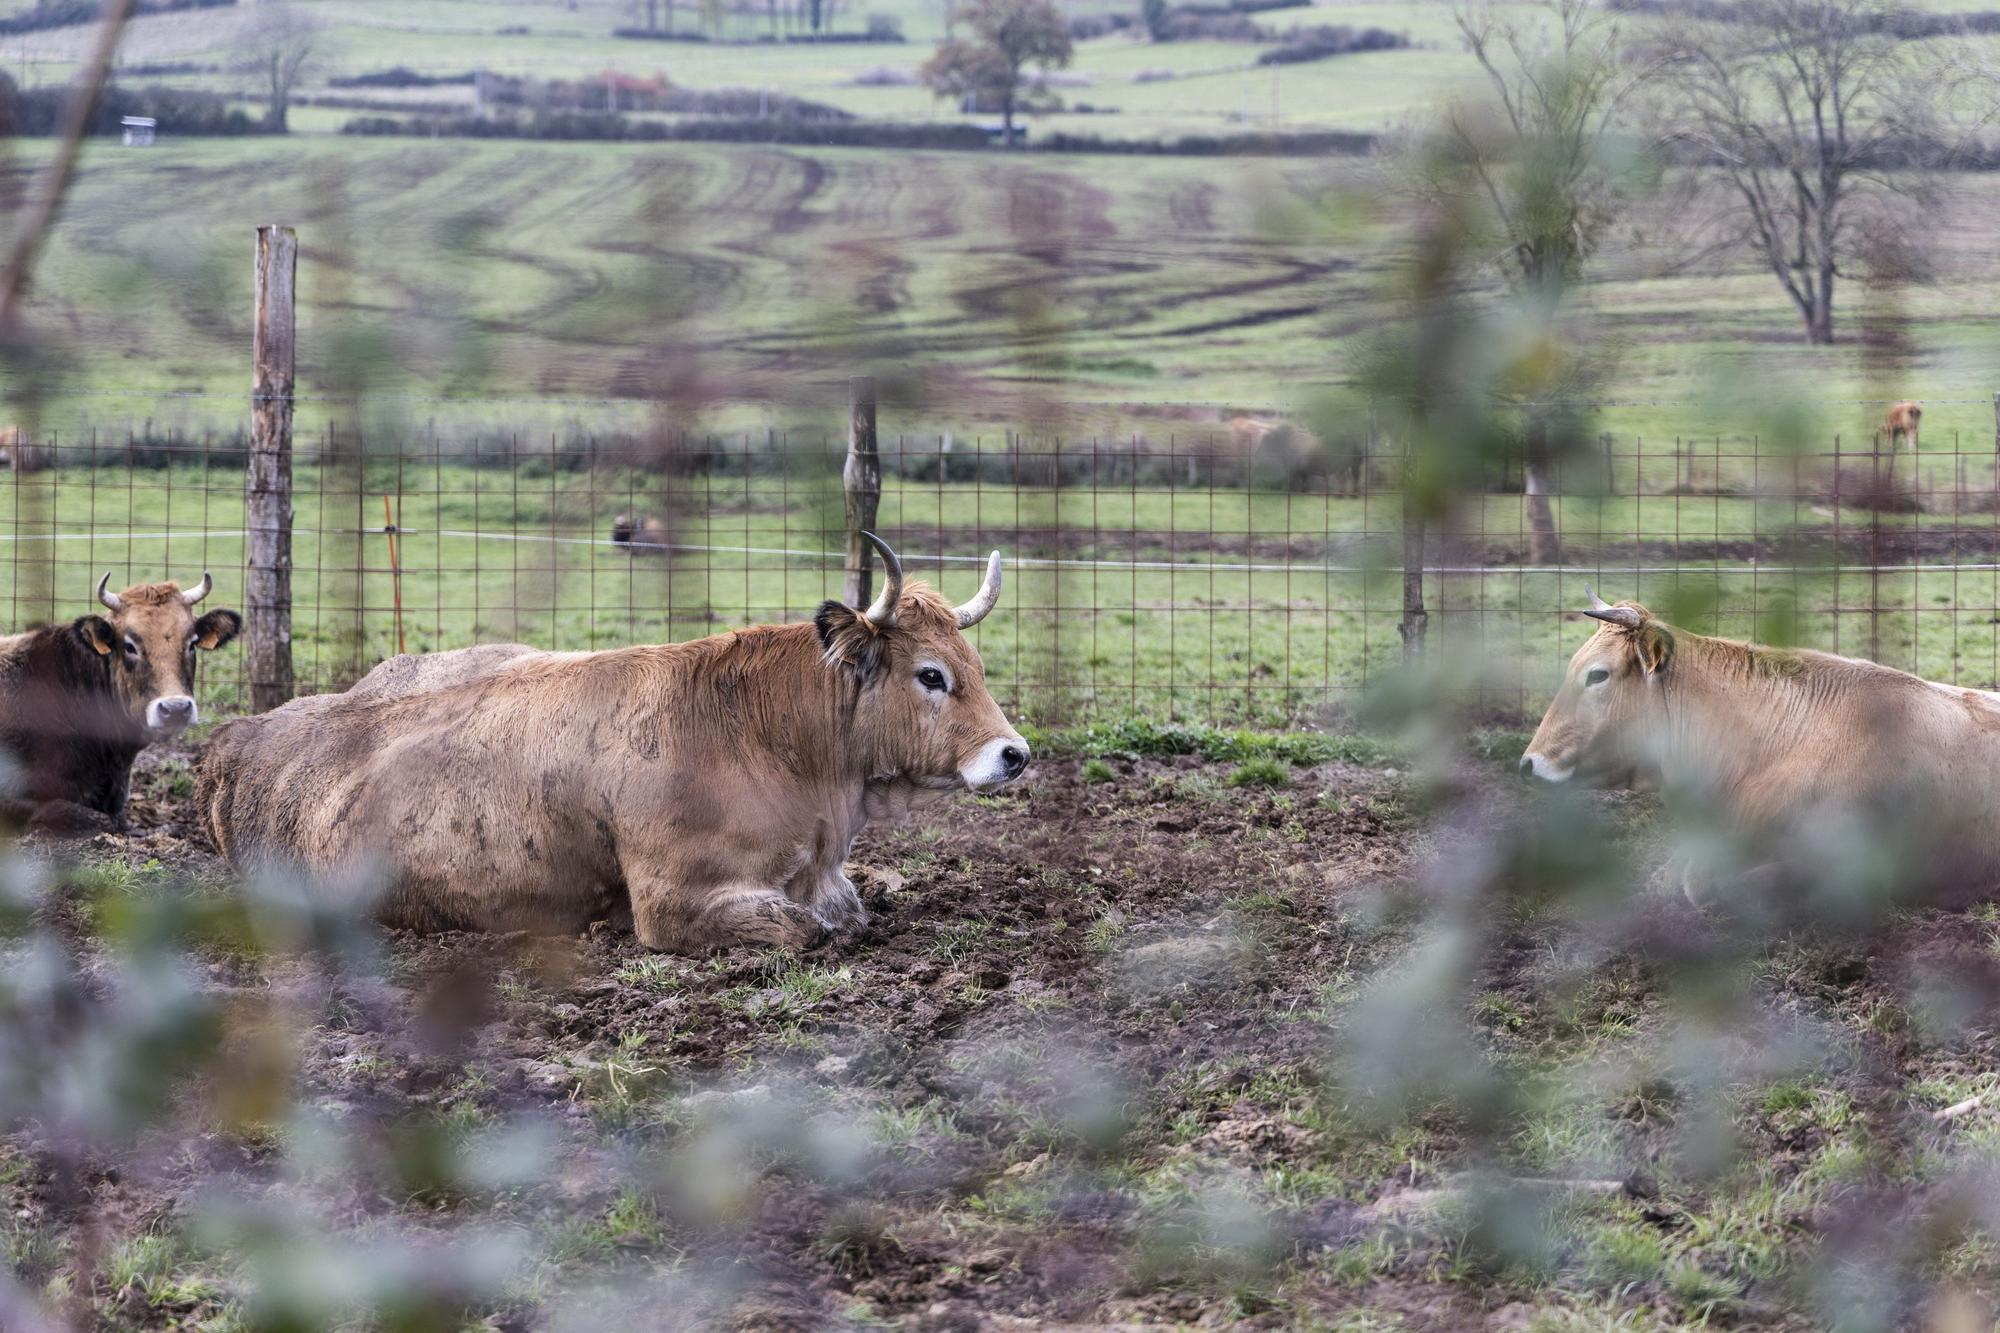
<box><xmin>71</xmin><ymin>614</ymin><xmax>116</xmax><ymax>657</ymax></box>
<box><xmin>1636</xmin><ymin>623</ymin><xmax>1673</xmax><ymax>677</ymax></box>
<box><xmin>814</xmin><ymin>600</ymin><xmax>887</xmax><ymax>681</ymax></box>
<box><xmin>194</xmin><ymin>608</ymin><xmax>242</xmax><ymax>651</ymax></box>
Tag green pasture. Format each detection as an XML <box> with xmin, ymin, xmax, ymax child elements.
<box><xmin>12</xmin><ymin>458</ymin><xmax>2000</xmax><ymax>727</ymax></box>
<box><xmin>5</xmin><ymin>134</ymin><xmax>2000</xmax><ymax>448</ymax></box>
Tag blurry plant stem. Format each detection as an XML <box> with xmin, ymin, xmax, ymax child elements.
<box><xmin>0</xmin><ymin>0</ymin><xmax>134</xmax><ymax>333</ymax></box>
<box><xmin>1400</xmin><ymin>498</ymin><xmax>1427</xmax><ymax>659</ymax></box>
<box><xmin>0</xmin><ymin>0</ymin><xmax>133</xmax><ymax>628</ymax></box>
<box><xmin>1523</xmin><ymin>412</ymin><xmax>1561</xmax><ymax>563</ymax></box>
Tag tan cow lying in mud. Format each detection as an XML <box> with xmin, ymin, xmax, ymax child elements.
<box><xmin>198</xmin><ymin>534</ymin><xmax>1030</xmax><ymax>952</ymax></box>
<box><xmin>1521</xmin><ymin>589</ymin><xmax>2000</xmax><ymax>901</ymax></box>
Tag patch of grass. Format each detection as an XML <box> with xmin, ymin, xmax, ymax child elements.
<box><xmin>1173</xmin><ymin>773</ymin><xmax>1228</xmax><ymax>803</ymax></box>
<box><xmin>929</xmin><ymin>918</ymin><xmax>991</xmax><ymax>962</ymax></box>
<box><xmin>817</xmin><ymin>1204</ymin><xmax>905</xmax><ymax>1276</ymax></box>
<box><xmin>1584</xmin><ymin>1219</ymin><xmax>1669</xmax><ymax>1286</ymax></box>
<box><xmin>1228</xmin><ymin>757</ymin><xmax>1291</xmax><ymax>789</ymax></box>
<box><xmin>1665</xmin><ymin>1260</ymin><xmax>1743</xmax><ymax>1319</ymax></box>
<box><xmin>546</xmin><ymin>1189</ymin><xmax>677</xmax><ymax>1270</ymax></box>
<box><xmin>1034</xmin><ymin>718</ymin><xmax>1396</xmax><ymax>768</ymax></box>
<box><xmin>1080</xmin><ymin>757</ymin><xmax>1118</xmax><ymax>784</ymax></box>
<box><xmin>1086</xmin><ymin>911</ymin><xmax>1128</xmax><ymax>953</ymax></box>
<box><xmin>2</xmin><ymin>1221</ymin><xmax>66</xmax><ymax>1286</ymax></box>
<box><xmin>1473</xmin><ymin>992</ymin><xmax>1528</xmax><ymax>1033</ymax></box>
<box><xmin>777</xmin><ymin>961</ymin><xmax>850</xmax><ymax>1010</ymax></box>
<box><xmin>1228</xmin><ymin>888</ymin><xmax>1291</xmax><ymax>915</ymax></box>
<box><xmin>106</xmin><ymin>1230</ymin><xmax>222</xmax><ymax>1312</ymax></box>
<box><xmin>614</xmin><ymin>956</ymin><xmax>683</xmax><ymax>991</ymax></box>
<box><xmin>579</xmin><ymin>1032</ymin><xmax>671</xmax><ymax>1128</ymax></box>
<box><xmin>871</xmin><ymin>1099</ymin><xmax>964</xmax><ymax>1147</ymax></box>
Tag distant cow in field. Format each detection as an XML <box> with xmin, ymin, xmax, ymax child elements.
<box><xmin>1885</xmin><ymin>400</ymin><xmax>1922</xmax><ymax>453</ymax></box>
<box><xmin>1</xmin><ymin>573</ymin><xmax>241</xmax><ymax>834</ymax></box>
<box><xmin>1521</xmin><ymin>588</ymin><xmax>2000</xmax><ymax>903</ymax></box>
<box><xmin>1226</xmin><ymin>415</ymin><xmax>1361</xmax><ymax>495</ymax></box>
<box><xmin>0</xmin><ymin>424</ymin><xmax>24</xmax><ymax>469</ymax></box>
<box><xmin>198</xmin><ymin>534</ymin><xmax>1030</xmax><ymax>952</ymax></box>
<box><xmin>610</xmin><ymin>513</ymin><xmax>669</xmax><ymax>553</ymax></box>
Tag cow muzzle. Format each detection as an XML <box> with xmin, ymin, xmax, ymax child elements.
<box><xmin>146</xmin><ymin>695</ymin><xmax>198</xmax><ymax>735</ymax></box>
<box><xmin>961</xmin><ymin>736</ymin><xmax>1031</xmax><ymax>792</ymax></box>
<box><xmin>1518</xmin><ymin>752</ymin><xmax>1571</xmax><ymax>784</ymax></box>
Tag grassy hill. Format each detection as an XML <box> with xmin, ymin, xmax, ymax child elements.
<box><xmin>0</xmin><ymin>0</ymin><xmax>1651</xmax><ymax>140</ymax></box>
<box><xmin>2</xmin><ymin>132</ymin><xmax>1998</xmax><ymax>450</ymax></box>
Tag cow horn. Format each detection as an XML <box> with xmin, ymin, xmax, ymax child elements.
<box><xmin>97</xmin><ymin>572</ymin><xmax>122</xmax><ymax>612</ymax></box>
<box><xmin>1581</xmin><ymin>585</ymin><xmax>1644</xmax><ymax>630</ymax></box>
<box><xmin>860</xmin><ymin>531</ymin><xmax>904</xmax><ymax>627</ymax></box>
<box><xmin>954</xmin><ymin>551</ymin><xmax>1003</xmax><ymax>629</ymax></box>
<box><xmin>180</xmin><ymin>571</ymin><xmax>212</xmax><ymax>606</ymax></box>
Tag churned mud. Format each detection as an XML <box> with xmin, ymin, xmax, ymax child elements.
<box><xmin>10</xmin><ymin>737</ymin><xmax>2000</xmax><ymax>1329</ymax></box>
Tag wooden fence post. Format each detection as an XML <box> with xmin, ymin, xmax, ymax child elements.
<box><xmin>1992</xmin><ymin>391</ymin><xmax>1998</xmax><ymax>456</ymax></box>
<box><xmin>843</xmin><ymin>375</ymin><xmax>881</xmax><ymax>609</ymax></box>
<box><xmin>248</xmin><ymin>224</ymin><xmax>296</xmax><ymax>713</ymax></box>
<box><xmin>1399</xmin><ymin>442</ymin><xmax>1426</xmax><ymax>660</ymax></box>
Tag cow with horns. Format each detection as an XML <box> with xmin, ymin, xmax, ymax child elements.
<box><xmin>1520</xmin><ymin>587</ymin><xmax>2000</xmax><ymax>903</ymax></box>
<box><xmin>198</xmin><ymin>534</ymin><xmax>1030</xmax><ymax>952</ymax></box>
<box><xmin>0</xmin><ymin>573</ymin><xmax>242</xmax><ymax>833</ymax></box>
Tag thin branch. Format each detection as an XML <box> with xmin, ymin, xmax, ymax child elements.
<box><xmin>0</xmin><ymin>0</ymin><xmax>136</xmax><ymax>334</ymax></box>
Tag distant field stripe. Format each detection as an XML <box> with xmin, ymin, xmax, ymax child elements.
<box><xmin>12</xmin><ymin>525</ymin><xmax>2000</xmax><ymax>578</ymax></box>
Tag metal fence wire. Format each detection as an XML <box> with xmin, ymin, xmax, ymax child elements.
<box><xmin>6</xmin><ymin>425</ymin><xmax>2000</xmax><ymax>729</ymax></box>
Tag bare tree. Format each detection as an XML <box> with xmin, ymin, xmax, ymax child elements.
<box><xmin>921</xmin><ymin>0</ymin><xmax>1072</xmax><ymax>147</ymax></box>
<box><xmin>1424</xmin><ymin>0</ymin><xmax>1652</xmax><ymax>561</ymax></box>
<box><xmin>1650</xmin><ymin>0</ymin><xmax>1956</xmax><ymax>345</ymax></box>
<box><xmin>242</xmin><ymin>2</ymin><xmax>321</xmax><ymax>134</ymax></box>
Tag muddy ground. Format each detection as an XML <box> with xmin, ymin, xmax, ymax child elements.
<box><xmin>8</xmin><ymin>740</ymin><xmax>2000</xmax><ymax>1330</ymax></box>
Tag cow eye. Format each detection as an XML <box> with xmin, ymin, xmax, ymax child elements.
<box><xmin>1584</xmin><ymin>667</ymin><xmax>1611</xmax><ymax>686</ymax></box>
<box><xmin>122</xmin><ymin>637</ymin><xmax>141</xmax><ymax>659</ymax></box>
<box><xmin>917</xmin><ymin>667</ymin><xmax>947</xmax><ymax>692</ymax></box>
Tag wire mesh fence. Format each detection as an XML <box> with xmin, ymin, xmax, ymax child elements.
<box><xmin>6</xmin><ymin>423</ymin><xmax>2000</xmax><ymax>729</ymax></box>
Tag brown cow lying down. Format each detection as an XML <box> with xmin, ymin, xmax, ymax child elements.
<box><xmin>198</xmin><ymin>534</ymin><xmax>1030</xmax><ymax>952</ymax></box>
<box><xmin>1520</xmin><ymin>589</ymin><xmax>2000</xmax><ymax>904</ymax></box>
<box><xmin>1</xmin><ymin>573</ymin><xmax>241</xmax><ymax>834</ymax></box>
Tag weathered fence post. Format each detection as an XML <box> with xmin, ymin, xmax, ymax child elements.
<box><xmin>1992</xmin><ymin>391</ymin><xmax>1998</xmax><ymax>455</ymax></box>
<box><xmin>1399</xmin><ymin>442</ymin><xmax>1427</xmax><ymax>660</ymax></box>
<box><xmin>247</xmin><ymin>224</ymin><xmax>296</xmax><ymax>712</ymax></box>
<box><xmin>842</xmin><ymin>375</ymin><xmax>881</xmax><ymax>609</ymax></box>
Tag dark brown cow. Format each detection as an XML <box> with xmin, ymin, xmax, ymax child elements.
<box><xmin>0</xmin><ymin>573</ymin><xmax>242</xmax><ymax>833</ymax></box>
<box><xmin>610</xmin><ymin>513</ymin><xmax>669</xmax><ymax>553</ymax></box>
<box><xmin>198</xmin><ymin>534</ymin><xmax>1030</xmax><ymax>953</ymax></box>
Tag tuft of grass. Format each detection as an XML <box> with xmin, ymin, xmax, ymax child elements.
<box><xmin>1228</xmin><ymin>757</ymin><xmax>1291</xmax><ymax>789</ymax></box>
<box><xmin>546</xmin><ymin>1189</ymin><xmax>676</xmax><ymax>1270</ymax></box>
<box><xmin>3</xmin><ymin>1222</ymin><xmax>66</xmax><ymax>1286</ymax></box>
<box><xmin>817</xmin><ymin>1204</ymin><xmax>905</xmax><ymax>1276</ymax></box>
<box><xmin>1666</xmin><ymin>1260</ymin><xmax>1743</xmax><ymax>1318</ymax></box>
<box><xmin>929</xmin><ymin>918</ymin><xmax>991</xmax><ymax>962</ymax></box>
<box><xmin>1028</xmin><ymin>718</ymin><xmax>1395</xmax><ymax>769</ymax></box>
<box><xmin>1080</xmin><ymin>757</ymin><xmax>1118</xmax><ymax>784</ymax></box>
<box><xmin>614</xmin><ymin>956</ymin><xmax>682</xmax><ymax>991</ymax></box>
<box><xmin>1086</xmin><ymin>912</ymin><xmax>1127</xmax><ymax>953</ymax></box>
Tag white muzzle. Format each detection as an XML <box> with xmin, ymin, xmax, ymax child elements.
<box><xmin>961</xmin><ymin>736</ymin><xmax>1031</xmax><ymax>791</ymax></box>
<box><xmin>146</xmin><ymin>695</ymin><xmax>198</xmax><ymax>734</ymax></box>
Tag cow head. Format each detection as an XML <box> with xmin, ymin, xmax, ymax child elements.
<box><xmin>73</xmin><ymin>573</ymin><xmax>243</xmax><ymax>738</ymax></box>
<box><xmin>815</xmin><ymin>533</ymin><xmax>1030</xmax><ymax>793</ymax></box>
<box><xmin>1519</xmin><ymin>587</ymin><xmax>1672</xmax><ymax>785</ymax></box>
